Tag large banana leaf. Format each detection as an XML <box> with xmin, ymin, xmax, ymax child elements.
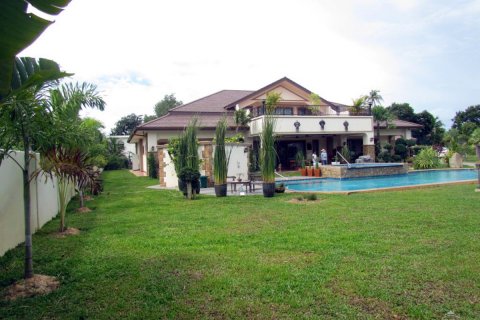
<box><xmin>0</xmin><ymin>0</ymin><xmax>71</xmax><ymax>100</ymax></box>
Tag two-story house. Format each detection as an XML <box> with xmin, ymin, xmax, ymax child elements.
<box><xmin>129</xmin><ymin>77</ymin><xmax>421</xmax><ymax>184</ymax></box>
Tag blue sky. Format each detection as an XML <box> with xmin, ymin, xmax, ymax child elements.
<box><xmin>23</xmin><ymin>0</ymin><xmax>480</xmax><ymax>131</ymax></box>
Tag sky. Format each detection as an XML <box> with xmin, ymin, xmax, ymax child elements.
<box><xmin>23</xmin><ymin>0</ymin><xmax>480</xmax><ymax>132</ymax></box>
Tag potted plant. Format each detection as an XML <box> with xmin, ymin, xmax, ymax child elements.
<box><xmin>306</xmin><ymin>164</ymin><xmax>313</xmax><ymax>176</ymax></box>
<box><xmin>261</xmin><ymin>92</ymin><xmax>280</xmax><ymax>197</ymax></box>
<box><xmin>314</xmin><ymin>161</ymin><xmax>321</xmax><ymax>177</ymax></box>
<box><xmin>213</xmin><ymin>117</ymin><xmax>228</xmax><ymax>197</ymax></box>
<box><xmin>331</xmin><ymin>154</ymin><xmax>340</xmax><ymax>165</ymax></box>
<box><xmin>300</xmin><ymin>159</ymin><xmax>307</xmax><ymax>176</ymax></box>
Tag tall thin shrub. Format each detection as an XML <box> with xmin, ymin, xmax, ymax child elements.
<box><xmin>261</xmin><ymin>92</ymin><xmax>280</xmax><ymax>183</ymax></box>
<box><xmin>214</xmin><ymin>117</ymin><xmax>228</xmax><ymax>185</ymax></box>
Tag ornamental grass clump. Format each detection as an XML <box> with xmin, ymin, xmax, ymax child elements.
<box><xmin>413</xmin><ymin>147</ymin><xmax>440</xmax><ymax>169</ymax></box>
<box><xmin>168</xmin><ymin>119</ymin><xmax>200</xmax><ymax>199</ymax></box>
<box><xmin>261</xmin><ymin>92</ymin><xmax>280</xmax><ymax>185</ymax></box>
<box><xmin>213</xmin><ymin>117</ymin><xmax>228</xmax><ymax>196</ymax></box>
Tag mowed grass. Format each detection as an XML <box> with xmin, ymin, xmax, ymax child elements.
<box><xmin>1</xmin><ymin>170</ymin><xmax>479</xmax><ymax>319</ymax></box>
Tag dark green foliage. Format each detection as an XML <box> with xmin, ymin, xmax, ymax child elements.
<box><xmin>387</xmin><ymin>102</ymin><xmax>417</xmax><ymax>122</ymax></box>
<box><xmin>147</xmin><ymin>153</ymin><xmax>158</xmax><ymax>179</ymax></box>
<box><xmin>155</xmin><ymin>94</ymin><xmax>182</xmax><ymax>117</ymax></box>
<box><xmin>305</xmin><ymin>193</ymin><xmax>317</xmax><ymax>201</ymax></box>
<box><xmin>0</xmin><ymin>0</ymin><xmax>71</xmax><ymax>99</ymax></box>
<box><xmin>178</xmin><ymin>167</ymin><xmax>200</xmax><ymax>182</ymax></box>
<box><xmin>394</xmin><ymin>138</ymin><xmax>408</xmax><ymax>160</ymax></box>
<box><xmin>214</xmin><ymin>118</ymin><xmax>228</xmax><ymax>185</ymax></box>
<box><xmin>378</xmin><ymin>151</ymin><xmax>392</xmax><ymax>163</ymax></box>
<box><xmin>248</xmin><ymin>148</ymin><xmax>259</xmax><ymax>172</ymax></box>
<box><xmin>110</xmin><ymin>114</ymin><xmax>143</xmax><ymax>135</ymax></box>
<box><xmin>452</xmin><ymin>105</ymin><xmax>480</xmax><ymax>129</ymax></box>
<box><xmin>104</xmin><ymin>155</ymin><xmax>128</xmax><ymax>170</ymax></box>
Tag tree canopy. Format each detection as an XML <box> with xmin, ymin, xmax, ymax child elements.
<box><xmin>386</xmin><ymin>103</ymin><xmax>417</xmax><ymax>123</ymax></box>
<box><xmin>110</xmin><ymin>113</ymin><xmax>143</xmax><ymax>136</ymax></box>
<box><xmin>154</xmin><ymin>94</ymin><xmax>183</xmax><ymax>117</ymax></box>
<box><xmin>452</xmin><ymin>105</ymin><xmax>480</xmax><ymax>129</ymax></box>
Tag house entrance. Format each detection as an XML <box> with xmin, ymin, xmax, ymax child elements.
<box><xmin>276</xmin><ymin>140</ymin><xmax>306</xmax><ymax>170</ymax></box>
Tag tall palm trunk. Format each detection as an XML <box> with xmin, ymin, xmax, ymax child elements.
<box><xmin>58</xmin><ymin>178</ymin><xmax>69</xmax><ymax>232</ymax></box>
<box><xmin>23</xmin><ymin>139</ymin><xmax>33</xmax><ymax>279</ymax></box>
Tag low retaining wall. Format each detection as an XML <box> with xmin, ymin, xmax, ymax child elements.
<box><xmin>321</xmin><ymin>163</ymin><xmax>408</xmax><ymax>178</ymax></box>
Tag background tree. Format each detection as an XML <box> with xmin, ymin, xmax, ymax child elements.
<box><xmin>452</xmin><ymin>105</ymin><xmax>480</xmax><ymax>129</ymax></box>
<box><xmin>468</xmin><ymin>128</ymin><xmax>480</xmax><ymax>160</ymax></box>
<box><xmin>386</xmin><ymin>102</ymin><xmax>417</xmax><ymax>122</ymax></box>
<box><xmin>110</xmin><ymin>113</ymin><xmax>143</xmax><ymax>135</ymax></box>
<box><xmin>0</xmin><ymin>0</ymin><xmax>71</xmax><ymax>100</ymax></box>
<box><xmin>143</xmin><ymin>114</ymin><xmax>157</xmax><ymax>122</ymax></box>
<box><xmin>154</xmin><ymin>93</ymin><xmax>183</xmax><ymax>117</ymax></box>
<box><xmin>372</xmin><ymin>105</ymin><xmax>394</xmax><ymax>145</ymax></box>
<box><xmin>413</xmin><ymin>110</ymin><xmax>444</xmax><ymax>145</ymax></box>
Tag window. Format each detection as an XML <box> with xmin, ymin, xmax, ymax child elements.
<box><xmin>297</xmin><ymin>108</ymin><xmax>312</xmax><ymax>115</ymax></box>
<box><xmin>274</xmin><ymin>107</ymin><xmax>293</xmax><ymax>115</ymax></box>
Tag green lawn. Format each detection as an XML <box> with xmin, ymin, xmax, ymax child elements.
<box><xmin>1</xmin><ymin>170</ymin><xmax>480</xmax><ymax>319</ymax></box>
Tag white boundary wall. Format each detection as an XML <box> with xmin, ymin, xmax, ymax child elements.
<box><xmin>0</xmin><ymin>151</ymin><xmax>74</xmax><ymax>256</ymax></box>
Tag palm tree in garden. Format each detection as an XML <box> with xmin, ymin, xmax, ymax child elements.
<box><xmin>468</xmin><ymin>128</ymin><xmax>480</xmax><ymax>160</ymax></box>
<box><xmin>261</xmin><ymin>92</ymin><xmax>281</xmax><ymax>197</ymax></box>
<box><xmin>0</xmin><ymin>0</ymin><xmax>71</xmax><ymax>100</ymax></box>
<box><xmin>0</xmin><ymin>57</ymin><xmax>70</xmax><ymax>279</ymax></box>
<box><xmin>372</xmin><ymin>105</ymin><xmax>394</xmax><ymax>146</ymax></box>
<box><xmin>349</xmin><ymin>96</ymin><xmax>366</xmax><ymax>115</ymax></box>
<box><xmin>366</xmin><ymin>89</ymin><xmax>383</xmax><ymax>113</ymax></box>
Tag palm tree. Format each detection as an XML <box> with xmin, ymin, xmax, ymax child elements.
<box><xmin>0</xmin><ymin>57</ymin><xmax>69</xmax><ymax>279</ymax></box>
<box><xmin>366</xmin><ymin>90</ymin><xmax>383</xmax><ymax>113</ymax></box>
<box><xmin>0</xmin><ymin>0</ymin><xmax>71</xmax><ymax>100</ymax></box>
<box><xmin>372</xmin><ymin>105</ymin><xmax>394</xmax><ymax>146</ymax></box>
<box><xmin>349</xmin><ymin>96</ymin><xmax>366</xmax><ymax>115</ymax></box>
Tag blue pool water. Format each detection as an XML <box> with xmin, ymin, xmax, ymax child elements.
<box><xmin>282</xmin><ymin>169</ymin><xmax>477</xmax><ymax>192</ymax></box>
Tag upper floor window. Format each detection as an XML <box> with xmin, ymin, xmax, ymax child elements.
<box><xmin>274</xmin><ymin>107</ymin><xmax>293</xmax><ymax>115</ymax></box>
<box><xmin>297</xmin><ymin>108</ymin><xmax>312</xmax><ymax>115</ymax></box>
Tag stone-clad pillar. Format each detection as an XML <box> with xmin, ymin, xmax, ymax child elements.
<box><xmin>157</xmin><ymin>147</ymin><xmax>167</xmax><ymax>187</ymax></box>
<box><xmin>201</xmin><ymin>143</ymin><xmax>214</xmax><ymax>187</ymax></box>
<box><xmin>363</xmin><ymin>145</ymin><xmax>376</xmax><ymax>161</ymax></box>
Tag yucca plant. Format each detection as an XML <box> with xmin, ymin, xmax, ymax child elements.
<box><xmin>214</xmin><ymin>117</ymin><xmax>228</xmax><ymax>196</ymax></box>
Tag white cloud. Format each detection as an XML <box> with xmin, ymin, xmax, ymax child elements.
<box><xmin>21</xmin><ymin>0</ymin><xmax>480</xmax><ymax>130</ymax></box>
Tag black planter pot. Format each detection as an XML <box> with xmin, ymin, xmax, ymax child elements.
<box><xmin>214</xmin><ymin>184</ymin><xmax>227</xmax><ymax>197</ymax></box>
<box><xmin>262</xmin><ymin>182</ymin><xmax>275</xmax><ymax>198</ymax></box>
<box><xmin>178</xmin><ymin>178</ymin><xmax>200</xmax><ymax>195</ymax></box>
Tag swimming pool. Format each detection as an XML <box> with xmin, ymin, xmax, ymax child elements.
<box><xmin>282</xmin><ymin>169</ymin><xmax>477</xmax><ymax>193</ymax></box>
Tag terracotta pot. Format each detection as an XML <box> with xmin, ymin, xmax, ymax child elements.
<box><xmin>299</xmin><ymin>168</ymin><xmax>307</xmax><ymax>176</ymax></box>
<box><xmin>306</xmin><ymin>166</ymin><xmax>313</xmax><ymax>176</ymax></box>
<box><xmin>314</xmin><ymin>168</ymin><xmax>321</xmax><ymax>177</ymax></box>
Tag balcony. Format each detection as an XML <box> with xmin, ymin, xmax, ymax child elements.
<box><xmin>249</xmin><ymin>115</ymin><xmax>374</xmax><ymax>136</ymax></box>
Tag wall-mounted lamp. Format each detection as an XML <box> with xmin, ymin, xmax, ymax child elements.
<box><xmin>151</xmin><ymin>146</ymin><xmax>155</xmax><ymax>151</ymax></box>
<box><xmin>319</xmin><ymin>120</ymin><xmax>325</xmax><ymax>130</ymax></box>
<box><xmin>294</xmin><ymin>121</ymin><xmax>301</xmax><ymax>132</ymax></box>
<box><xmin>370</xmin><ymin>137</ymin><xmax>374</xmax><ymax>142</ymax></box>
<box><xmin>343</xmin><ymin>121</ymin><xmax>349</xmax><ymax>131</ymax></box>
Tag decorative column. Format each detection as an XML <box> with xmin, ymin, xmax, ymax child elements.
<box><xmin>363</xmin><ymin>145</ymin><xmax>376</xmax><ymax>161</ymax></box>
<box><xmin>157</xmin><ymin>146</ymin><xmax>167</xmax><ymax>187</ymax></box>
<box><xmin>201</xmin><ymin>143</ymin><xmax>214</xmax><ymax>187</ymax></box>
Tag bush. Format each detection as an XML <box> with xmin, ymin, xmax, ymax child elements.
<box><xmin>378</xmin><ymin>151</ymin><xmax>392</xmax><ymax>162</ymax></box>
<box><xmin>147</xmin><ymin>153</ymin><xmax>158</xmax><ymax>179</ymax></box>
<box><xmin>305</xmin><ymin>193</ymin><xmax>317</xmax><ymax>201</ymax></box>
<box><xmin>413</xmin><ymin>147</ymin><xmax>440</xmax><ymax>169</ymax></box>
<box><xmin>394</xmin><ymin>143</ymin><xmax>408</xmax><ymax>160</ymax></box>
<box><xmin>104</xmin><ymin>155</ymin><xmax>128</xmax><ymax>170</ymax></box>
<box><xmin>391</xmin><ymin>155</ymin><xmax>402</xmax><ymax>162</ymax></box>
